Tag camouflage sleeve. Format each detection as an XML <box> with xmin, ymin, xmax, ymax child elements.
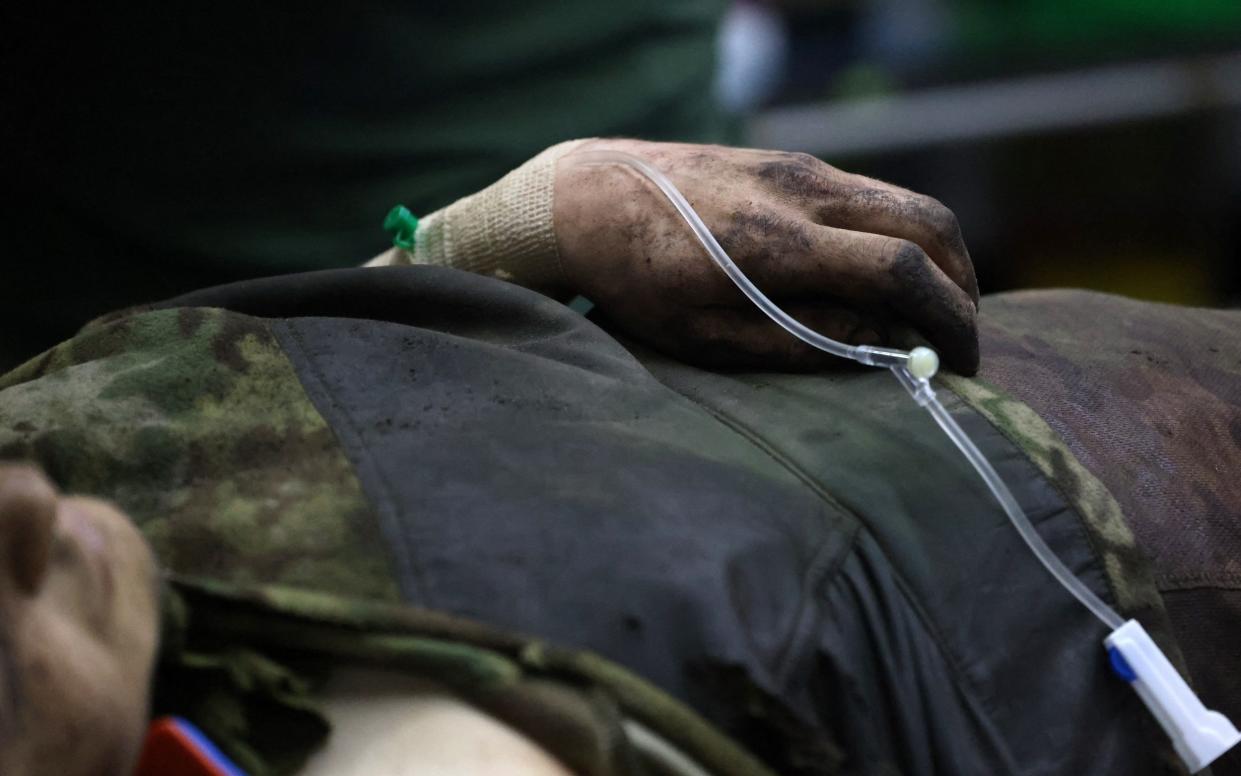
<box><xmin>0</xmin><ymin>306</ymin><xmax>400</xmax><ymax>601</ymax></box>
<box><xmin>0</xmin><ymin>300</ymin><xmax>781</xmax><ymax>776</ymax></box>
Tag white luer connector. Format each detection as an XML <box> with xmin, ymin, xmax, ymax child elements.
<box><xmin>907</xmin><ymin>346</ymin><xmax>939</xmax><ymax>380</ymax></box>
<box><xmin>1105</xmin><ymin>620</ymin><xmax>1241</xmax><ymax>772</ymax></box>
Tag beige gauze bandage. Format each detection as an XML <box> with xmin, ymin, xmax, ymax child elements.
<box><xmin>366</xmin><ymin>139</ymin><xmax>592</xmax><ymax>293</ymax></box>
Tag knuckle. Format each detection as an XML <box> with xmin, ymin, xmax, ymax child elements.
<box><xmin>882</xmin><ymin>239</ymin><xmax>939</xmax><ymax>306</ymax></box>
<box><xmin>885</xmin><ymin>238</ymin><xmax>930</xmax><ymax>272</ymax></box>
<box><xmin>783</xmin><ymin>151</ymin><xmax>821</xmax><ymax>169</ymax></box>
<box><xmin>757</xmin><ymin>154</ymin><xmax>838</xmax><ymax>201</ymax></box>
<box><xmin>919</xmin><ymin>197</ymin><xmax>961</xmax><ymax>243</ymax></box>
<box><xmin>846</xmin><ymin>184</ymin><xmax>899</xmax><ymax>214</ymax></box>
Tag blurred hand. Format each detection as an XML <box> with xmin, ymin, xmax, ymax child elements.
<box><xmin>554</xmin><ymin>139</ymin><xmax>980</xmax><ymax>374</ymax></box>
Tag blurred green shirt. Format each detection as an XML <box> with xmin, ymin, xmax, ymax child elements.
<box><xmin>3</xmin><ymin>1</ymin><xmax>726</xmax><ymax>365</ymax></box>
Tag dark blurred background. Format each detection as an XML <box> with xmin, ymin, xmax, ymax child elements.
<box><xmin>718</xmin><ymin>0</ymin><xmax>1241</xmax><ymax>306</ymax></box>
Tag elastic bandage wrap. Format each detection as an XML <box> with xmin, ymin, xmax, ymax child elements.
<box><xmin>384</xmin><ymin>139</ymin><xmax>591</xmax><ymax>291</ymax></box>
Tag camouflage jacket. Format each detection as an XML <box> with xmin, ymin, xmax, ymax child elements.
<box><xmin>0</xmin><ymin>267</ymin><xmax>1212</xmax><ymax>775</ymax></box>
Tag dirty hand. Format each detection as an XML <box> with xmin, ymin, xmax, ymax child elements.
<box><xmin>553</xmin><ymin>139</ymin><xmax>980</xmax><ymax>374</ymax></box>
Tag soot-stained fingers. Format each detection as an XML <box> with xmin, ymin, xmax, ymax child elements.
<box><xmin>829</xmin><ymin>184</ymin><xmax>979</xmax><ymax>306</ymax></box>
<box><xmin>881</xmin><ymin>239</ymin><xmax>979</xmax><ymax>374</ymax></box>
<box><xmin>754</xmin><ymin>155</ymin><xmax>979</xmax><ymax>305</ymax></box>
<box><xmin>735</xmin><ymin>224</ymin><xmax>976</xmax><ymax>373</ymax></box>
<box><xmin>708</xmin><ymin>207</ymin><xmax>893</xmax><ymax>303</ymax></box>
<box><xmin>697</xmin><ymin>215</ymin><xmax>977</xmax><ymax>371</ymax></box>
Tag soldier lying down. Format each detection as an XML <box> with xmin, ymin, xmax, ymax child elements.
<box><xmin>0</xmin><ymin>140</ymin><xmax>1237</xmax><ymax>776</ymax></box>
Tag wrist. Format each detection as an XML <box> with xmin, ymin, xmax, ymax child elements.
<box><xmin>413</xmin><ymin>139</ymin><xmax>593</xmax><ymax>294</ymax></box>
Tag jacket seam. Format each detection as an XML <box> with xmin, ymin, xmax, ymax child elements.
<box><xmin>273</xmin><ymin>320</ymin><xmax>431</xmax><ymax>604</ymax></box>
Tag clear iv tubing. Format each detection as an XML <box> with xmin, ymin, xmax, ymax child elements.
<box><xmin>573</xmin><ymin>150</ymin><xmax>1125</xmax><ymax>631</ymax></box>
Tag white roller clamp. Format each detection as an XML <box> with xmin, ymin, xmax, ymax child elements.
<box><xmin>1105</xmin><ymin>620</ymin><xmax>1240</xmax><ymax>773</ymax></box>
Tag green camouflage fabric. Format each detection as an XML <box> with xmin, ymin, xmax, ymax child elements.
<box><xmin>954</xmin><ymin>290</ymin><xmax>1241</xmax><ymax>592</ymax></box>
<box><xmin>0</xmin><ymin>307</ymin><xmax>396</xmax><ymax>602</ymax></box>
<box><xmin>2</xmin><ymin>286</ymin><xmax>1228</xmax><ymax>775</ymax></box>
<box><xmin>937</xmin><ymin>374</ymin><xmax>1179</xmax><ymax>659</ymax></box>
<box><xmin>944</xmin><ymin>289</ymin><xmax>1241</xmax><ymax>774</ymax></box>
<box><xmin>0</xmin><ymin>305</ymin><xmax>775</xmax><ymax>776</ymax></box>
<box><xmin>938</xmin><ymin>370</ymin><xmax>1192</xmax><ymax>776</ymax></box>
<box><xmin>161</xmin><ymin>576</ymin><xmax>777</xmax><ymax>776</ymax></box>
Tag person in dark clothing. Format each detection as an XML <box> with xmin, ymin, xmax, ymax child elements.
<box><xmin>2</xmin><ymin>3</ymin><xmax>730</xmax><ymax>368</ymax></box>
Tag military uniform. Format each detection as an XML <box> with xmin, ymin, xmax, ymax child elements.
<box><xmin>1</xmin><ymin>268</ymin><xmax>1237</xmax><ymax>775</ymax></box>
